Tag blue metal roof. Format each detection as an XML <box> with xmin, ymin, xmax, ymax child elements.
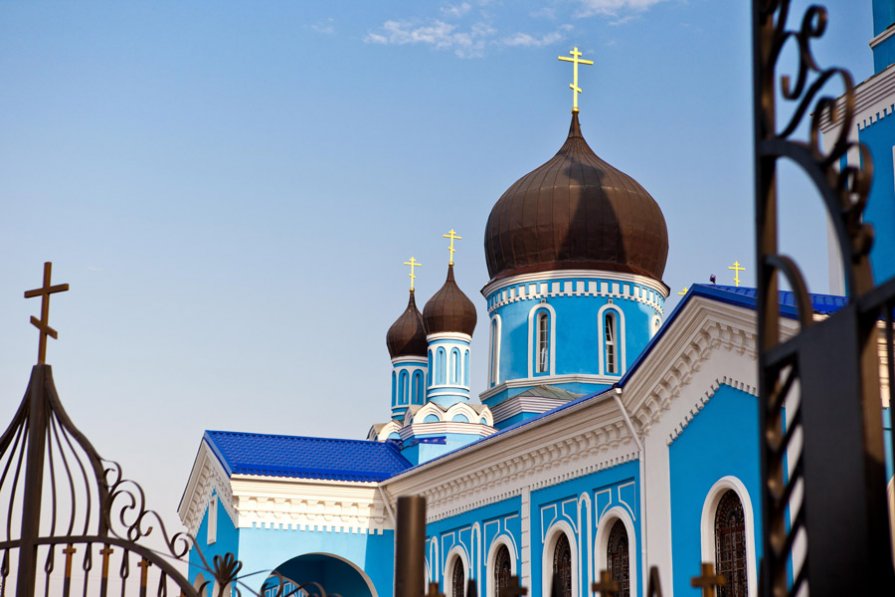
<box><xmin>204</xmin><ymin>430</ymin><xmax>412</xmax><ymax>482</ymax></box>
<box><xmin>687</xmin><ymin>284</ymin><xmax>847</xmax><ymax>316</ymax></box>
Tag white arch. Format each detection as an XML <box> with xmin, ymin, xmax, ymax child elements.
<box><xmin>700</xmin><ymin>476</ymin><xmax>758</xmax><ymax>597</ymax></box>
<box><xmin>489</xmin><ymin>314</ymin><xmax>502</xmax><ymax>387</ymax></box>
<box><xmin>527</xmin><ymin>303</ymin><xmax>557</xmax><ymax>377</ymax></box>
<box><xmin>376</xmin><ymin>420</ymin><xmax>402</xmax><ymax>442</ymax></box>
<box><xmin>444</xmin><ymin>544</ymin><xmax>471</xmax><ymax>597</ymax></box>
<box><xmin>651</xmin><ymin>315</ymin><xmax>662</xmax><ymax>338</ymax></box>
<box><xmin>486</xmin><ymin>534</ymin><xmax>518</xmax><ymax>597</ymax></box>
<box><xmin>272</xmin><ymin>552</ymin><xmax>379</xmax><ymax>597</ymax></box>
<box><xmin>413</xmin><ymin>402</ymin><xmax>444</xmax><ymax>424</ymax></box>
<box><xmin>597</xmin><ymin>304</ymin><xmax>627</xmax><ymax>376</ymax></box>
<box><xmin>594</xmin><ymin>506</ymin><xmax>638</xmax><ymax>597</ymax></box>
<box><xmin>542</xmin><ymin>520</ymin><xmax>579</xmax><ymax>597</ymax></box>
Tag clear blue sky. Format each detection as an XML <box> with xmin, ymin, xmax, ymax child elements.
<box><xmin>0</xmin><ymin>1</ymin><xmax>873</xmax><ymax>538</ymax></box>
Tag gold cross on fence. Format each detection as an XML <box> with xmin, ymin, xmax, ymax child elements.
<box><xmin>425</xmin><ymin>582</ymin><xmax>444</xmax><ymax>597</ymax></box>
<box><xmin>443</xmin><ymin>229</ymin><xmax>462</xmax><ymax>265</ymax></box>
<box><xmin>24</xmin><ymin>261</ymin><xmax>70</xmax><ymax>365</ymax></box>
<box><xmin>691</xmin><ymin>562</ymin><xmax>726</xmax><ymax>597</ymax></box>
<box><xmin>558</xmin><ymin>46</ymin><xmax>594</xmax><ymax>113</ymax></box>
<box><xmin>592</xmin><ymin>570</ymin><xmax>621</xmax><ymax>597</ymax></box>
<box><xmin>728</xmin><ymin>260</ymin><xmax>745</xmax><ymax>287</ymax></box>
<box><xmin>403</xmin><ymin>257</ymin><xmax>422</xmax><ymax>291</ymax></box>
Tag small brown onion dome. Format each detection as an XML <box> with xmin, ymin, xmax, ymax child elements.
<box><xmin>386</xmin><ymin>290</ymin><xmax>428</xmax><ymax>359</ymax></box>
<box><xmin>484</xmin><ymin>112</ymin><xmax>669</xmax><ymax>284</ymax></box>
<box><xmin>422</xmin><ymin>265</ymin><xmax>477</xmax><ymax>337</ymax></box>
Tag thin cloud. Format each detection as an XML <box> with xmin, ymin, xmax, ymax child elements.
<box><xmin>309</xmin><ymin>18</ymin><xmax>335</xmax><ymax>35</ymax></box>
<box><xmin>577</xmin><ymin>0</ymin><xmax>667</xmax><ymax>17</ymax></box>
<box><xmin>364</xmin><ymin>19</ymin><xmax>495</xmax><ymax>58</ymax></box>
<box><xmin>501</xmin><ymin>25</ymin><xmax>572</xmax><ymax>48</ymax></box>
<box><xmin>441</xmin><ymin>2</ymin><xmax>472</xmax><ymax>18</ymax></box>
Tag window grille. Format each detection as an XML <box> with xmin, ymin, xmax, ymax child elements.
<box><xmin>494</xmin><ymin>545</ymin><xmax>512</xmax><ymax>597</ymax></box>
<box><xmin>537</xmin><ymin>312</ymin><xmax>549</xmax><ymax>373</ymax></box>
<box><xmin>452</xmin><ymin>557</ymin><xmax>466</xmax><ymax>597</ymax></box>
<box><xmin>552</xmin><ymin>533</ymin><xmax>572</xmax><ymax>597</ymax></box>
<box><xmin>607</xmin><ymin>520</ymin><xmax>629</xmax><ymax>597</ymax></box>
<box><xmin>714</xmin><ymin>490</ymin><xmax>748</xmax><ymax>597</ymax></box>
<box><xmin>605</xmin><ymin>312</ymin><xmax>618</xmax><ymax>374</ymax></box>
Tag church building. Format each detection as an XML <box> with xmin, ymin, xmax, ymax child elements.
<box><xmin>179</xmin><ymin>43</ymin><xmax>892</xmax><ymax>597</ymax></box>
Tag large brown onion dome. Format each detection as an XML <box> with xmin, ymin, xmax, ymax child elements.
<box><xmin>386</xmin><ymin>290</ymin><xmax>428</xmax><ymax>359</ymax></box>
<box><xmin>484</xmin><ymin>112</ymin><xmax>668</xmax><ymax>284</ymax></box>
<box><xmin>422</xmin><ymin>265</ymin><xmax>477</xmax><ymax>337</ymax></box>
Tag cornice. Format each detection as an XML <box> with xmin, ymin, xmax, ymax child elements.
<box><xmin>481</xmin><ymin>269</ymin><xmax>669</xmax><ymax>299</ymax></box>
<box><xmin>479</xmin><ymin>374</ymin><xmax>614</xmax><ymax>402</ymax></box>
<box><xmin>819</xmin><ymin>64</ymin><xmax>895</xmax><ymax>133</ymax></box>
<box><xmin>178</xmin><ymin>440</ymin><xmax>237</xmax><ymax>535</ymax></box>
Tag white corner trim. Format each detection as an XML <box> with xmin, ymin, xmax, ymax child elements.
<box><xmin>699</xmin><ymin>476</ymin><xmax>758</xmax><ymax>597</ymax></box>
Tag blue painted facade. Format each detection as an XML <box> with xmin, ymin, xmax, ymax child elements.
<box><xmin>392</xmin><ymin>357</ymin><xmax>427</xmax><ymax>420</ymax></box>
<box><xmin>427</xmin><ymin>335</ymin><xmax>473</xmax><ymax>406</ymax></box>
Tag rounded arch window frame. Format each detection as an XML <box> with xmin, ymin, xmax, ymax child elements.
<box><xmin>444</xmin><ymin>544</ymin><xmax>471</xmax><ymax>597</ymax></box>
<box><xmin>700</xmin><ymin>476</ymin><xmax>758</xmax><ymax>597</ymax></box>
<box><xmin>486</xmin><ymin>534</ymin><xmax>518</xmax><ymax>597</ymax></box>
<box><xmin>541</xmin><ymin>520</ymin><xmax>578</xmax><ymax>597</ymax></box>
<box><xmin>597</xmin><ymin>304</ymin><xmax>626</xmax><ymax>376</ymax></box>
<box><xmin>594</xmin><ymin>506</ymin><xmax>637</xmax><ymax>597</ymax></box>
<box><xmin>527</xmin><ymin>303</ymin><xmax>557</xmax><ymax>378</ymax></box>
<box><xmin>489</xmin><ymin>314</ymin><xmax>502</xmax><ymax>387</ymax></box>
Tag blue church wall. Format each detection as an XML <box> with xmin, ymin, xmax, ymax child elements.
<box><xmin>668</xmin><ymin>384</ymin><xmax>762</xmax><ymax>596</ymax></box>
<box><xmin>859</xmin><ymin>116</ymin><xmax>895</xmax><ymax>283</ymax></box>
<box><xmin>188</xmin><ymin>493</ymin><xmax>240</xmax><ymax>586</ymax></box>
<box><xmin>874</xmin><ymin>0</ymin><xmax>895</xmax><ymax>38</ymax></box>
<box><xmin>425</xmin><ymin>496</ymin><xmax>522</xmax><ymax>596</ymax></box>
<box><xmin>235</xmin><ymin>527</ymin><xmax>395</xmax><ymax>596</ymax></box>
<box><xmin>401</xmin><ymin>432</ymin><xmax>486</xmax><ymax>465</ymax></box>
<box><xmin>427</xmin><ymin>336</ymin><xmax>472</xmax><ymax>406</ymax></box>
<box><xmin>484</xmin><ymin>277</ymin><xmax>663</xmax><ymax>408</ymax></box>
<box><xmin>268</xmin><ymin>555</ymin><xmax>375</xmax><ymax>597</ymax></box>
<box><xmin>530</xmin><ymin>460</ymin><xmax>641</xmax><ymax>597</ymax></box>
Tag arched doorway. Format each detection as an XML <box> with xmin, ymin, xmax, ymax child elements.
<box><xmin>264</xmin><ymin>553</ymin><xmax>376</xmax><ymax>597</ymax></box>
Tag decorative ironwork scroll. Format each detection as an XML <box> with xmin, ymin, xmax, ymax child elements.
<box><xmin>752</xmin><ymin>0</ymin><xmax>895</xmax><ymax>594</ymax></box>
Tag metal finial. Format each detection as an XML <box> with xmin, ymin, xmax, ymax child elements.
<box><xmin>728</xmin><ymin>261</ymin><xmax>745</xmax><ymax>287</ymax></box>
<box><xmin>24</xmin><ymin>261</ymin><xmax>70</xmax><ymax>365</ymax></box>
<box><xmin>442</xmin><ymin>229</ymin><xmax>462</xmax><ymax>266</ymax></box>
<box><xmin>403</xmin><ymin>257</ymin><xmax>422</xmax><ymax>291</ymax></box>
<box><xmin>558</xmin><ymin>46</ymin><xmax>594</xmax><ymax>113</ymax></box>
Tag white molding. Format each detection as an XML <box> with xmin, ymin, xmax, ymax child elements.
<box><xmin>489</xmin><ymin>395</ymin><xmax>570</xmax><ymax>424</ymax></box>
<box><xmin>594</xmin><ymin>506</ymin><xmax>638</xmax><ymax>597</ymax></box>
<box><xmin>699</xmin><ymin>476</ymin><xmax>758</xmax><ymax>597</ymax></box>
<box><xmin>479</xmin><ymin>374</ymin><xmax>616</xmax><ymax>402</ymax></box>
<box><xmin>486</xmin><ymin>534</ymin><xmax>518</xmax><ymax>597</ymax></box>
<box><xmin>489</xmin><ymin>314</ymin><xmax>502</xmax><ymax>387</ymax></box>
<box><xmin>178</xmin><ymin>440</ymin><xmax>238</xmax><ymax>534</ymax></box>
<box><xmin>542</xmin><ymin>520</ymin><xmax>579</xmax><ymax>597</ymax></box>
<box><xmin>482</xmin><ymin>270</ymin><xmax>669</xmax><ymax>302</ymax></box>
<box><xmin>445</xmin><ymin>544</ymin><xmax>471</xmax><ymax>597</ymax></box>
<box><xmin>597</xmin><ymin>304</ymin><xmax>627</xmax><ymax>377</ymax></box>
<box><xmin>392</xmin><ymin>356</ymin><xmax>428</xmax><ymax>366</ymax></box>
<box><xmin>870</xmin><ymin>26</ymin><xmax>895</xmax><ymax>49</ymax></box>
<box><xmin>399</xmin><ymin>422</ymin><xmax>497</xmax><ymax>440</ymax></box>
<box><xmin>428</xmin><ymin>332</ymin><xmax>473</xmax><ymax>343</ymax></box>
<box><xmin>527</xmin><ymin>304</ymin><xmax>557</xmax><ymax>378</ymax></box>
<box><xmin>666</xmin><ymin>377</ymin><xmax>758</xmax><ymax>445</ymax></box>
<box><xmin>375</xmin><ymin>420</ymin><xmax>402</xmax><ymax>441</ymax></box>
<box><xmin>820</xmin><ymin>63</ymin><xmax>895</xmax><ymax>133</ymax></box>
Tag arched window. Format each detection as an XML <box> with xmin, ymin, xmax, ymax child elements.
<box><xmin>436</xmin><ymin>348</ymin><xmax>446</xmax><ymax>384</ymax></box>
<box><xmin>412</xmin><ymin>371</ymin><xmax>424</xmax><ymax>404</ymax></box>
<box><xmin>536</xmin><ymin>311</ymin><xmax>549</xmax><ymax>374</ymax></box>
<box><xmin>489</xmin><ymin>318</ymin><xmax>500</xmax><ymax>386</ymax></box>
<box><xmin>451</xmin><ymin>556</ymin><xmax>466</xmax><ymax>597</ymax></box>
<box><xmin>427</xmin><ymin>350</ymin><xmax>433</xmax><ymax>386</ymax></box>
<box><xmin>463</xmin><ymin>350</ymin><xmax>470</xmax><ymax>385</ymax></box>
<box><xmin>551</xmin><ymin>533</ymin><xmax>572</xmax><ymax>597</ymax></box>
<box><xmin>607</xmin><ymin>520</ymin><xmax>630</xmax><ymax>597</ymax></box>
<box><xmin>391</xmin><ymin>371</ymin><xmax>397</xmax><ymax>406</ymax></box>
<box><xmin>494</xmin><ymin>545</ymin><xmax>512</xmax><ymax>597</ymax></box>
<box><xmin>715</xmin><ymin>490</ymin><xmax>748</xmax><ymax>597</ymax></box>
<box><xmin>451</xmin><ymin>348</ymin><xmax>461</xmax><ymax>383</ymax></box>
<box><xmin>604</xmin><ymin>311</ymin><xmax>618</xmax><ymax>374</ymax></box>
<box><xmin>399</xmin><ymin>370</ymin><xmax>409</xmax><ymax>404</ymax></box>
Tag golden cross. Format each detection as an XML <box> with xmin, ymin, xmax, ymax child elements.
<box><xmin>728</xmin><ymin>260</ymin><xmax>746</xmax><ymax>287</ymax></box>
<box><xmin>558</xmin><ymin>46</ymin><xmax>594</xmax><ymax>113</ymax></box>
<box><xmin>690</xmin><ymin>563</ymin><xmax>726</xmax><ymax>597</ymax></box>
<box><xmin>592</xmin><ymin>570</ymin><xmax>621</xmax><ymax>597</ymax></box>
<box><xmin>442</xmin><ymin>229</ymin><xmax>462</xmax><ymax>265</ymax></box>
<box><xmin>677</xmin><ymin>287</ymin><xmax>689</xmax><ymax>296</ymax></box>
<box><xmin>24</xmin><ymin>261</ymin><xmax>70</xmax><ymax>365</ymax></box>
<box><xmin>403</xmin><ymin>257</ymin><xmax>422</xmax><ymax>291</ymax></box>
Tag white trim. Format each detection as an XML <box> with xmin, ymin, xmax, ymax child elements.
<box><xmin>597</xmin><ymin>304</ymin><xmax>626</xmax><ymax>377</ymax></box>
<box><xmin>445</xmin><ymin>545</ymin><xmax>471</xmax><ymax>597</ymax></box>
<box><xmin>391</xmin><ymin>356</ymin><xmax>428</xmax><ymax>366</ymax></box>
<box><xmin>479</xmin><ymin>373</ymin><xmax>618</xmax><ymax>401</ymax></box>
<box><xmin>207</xmin><ymin>493</ymin><xmax>218</xmax><ymax>544</ymax></box>
<box><xmin>486</xmin><ymin>535</ymin><xmax>518</xmax><ymax>597</ymax></box>
<box><xmin>489</xmin><ymin>314</ymin><xmax>502</xmax><ymax>387</ymax></box>
<box><xmin>527</xmin><ymin>304</ymin><xmax>557</xmax><ymax>378</ymax></box>
<box><xmin>482</xmin><ymin>270</ymin><xmax>669</xmax><ymax>301</ymax></box>
<box><xmin>699</xmin><ymin>476</ymin><xmax>758</xmax><ymax>597</ymax></box>
<box><xmin>594</xmin><ymin>506</ymin><xmax>637</xmax><ymax>597</ymax></box>
<box><xmin>870</xmin><ymin>25</ymin><xmax>895</xmax><ymax>49</ymax></box>
<box><xmin>542</xmin><ymin>521</ymin><xmax>579</xmax><ymax>597</ymax></box>
<box><xmin>428</xmin><ymin>332</ymin><xmax>473</xmax><ymax>343</ymax></box>
<box><xmin>651</xmin><ymin>315</ymin><xmax>662</xmax><ymax>339</ymax></box>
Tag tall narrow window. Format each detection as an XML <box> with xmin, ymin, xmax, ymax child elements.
<box><xmin>451</xmin><ymin>557</ymin><xmax>466</xmax><ymax>597</ymax></box>
<box><xmin>427</xmin><ymin>350</ymin><xmax>433</xmax><ymax>386</ymax></box>
<box><xmin>715</xmin><ymin>490</ymin><xmax>748</xmax><ymax>597</ymax></box>
<box><xmin>207</xmin><ymin>495</ymin><xmax>218</xmax><ymax>544</ymax></box>
<box><xmin>412</xmin><ymin>371</ymin><xmax>423</xmax><ymax>404</ymax></box>
<box><xmin>436</xmin><ymin>348</ymin><xmax>446</xmax><ymax>384</ymax></box>
<box><xmin>607</xmin><ymin>520</ymin><xmax>630</xmax><ymax>597</ymax></box>
<box><xmin>451</xmin><ymin>348</ymin><xmax>461</xmax><ymax>384</ymax></box>
<box><xmin>536</xmin><ymin>312</ymin><xmax>549</xmax><ymax>373</ymax></box>
<box><xmin>551</xmin><ymin>533</ymin><xmax>572</xmax><ymax>597</ymax></box>
<box><xmin>490</xmin><ymin>319</ymin><xmax>499</xmax><ymax>386</ymax></box>
<box><xmin>399</xmin><ymin>370</ymin><xmax>409</xmax><ymax>404</ymax></box>
<box><xmin>605</xmin><ymin>312</ymin><xmax>618</xmax><ymax>374</ymax></box>
<box><xmin>494</xmin><ymin>545</ymin><xmax>512</xmax><ymax>597</ymax></box>
<box><xmin>391</xmin><ymin>371</ymin><xmax>397</xmax><ymax>406</ymax></box>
